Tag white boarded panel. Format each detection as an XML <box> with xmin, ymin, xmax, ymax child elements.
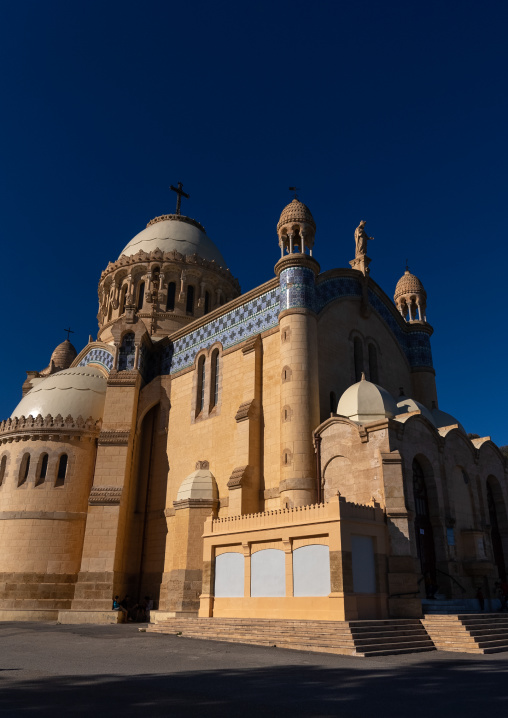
<box><xmin>351</xmin><ymin>535</ymin><xmax>376</xmax><ymax>594</ymax></box>
<box><xmin>293</xmin><ymin>545</ymin><xmax>331</xmax><ymax>597</ymax></box>
<box><xmin>214</xmin><ymin>552</ymin><xmax>244</xmax><ymax>597</ymax></box>
<box><xmin>251</xmin><ymin>549</ymin><xmax>285</xmax><ymax>597</ymax></box>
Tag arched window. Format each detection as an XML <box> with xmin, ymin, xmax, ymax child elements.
<box><xmin>368</xmin><ymin>343</ymin><xmax>379</xmax><ymax>384</ymax></box>
<box><xmin>166</xmin><ymin>282</ymin><xmax>176</xmax><ymax>311</ymax></box>
<box><xmin>137</xmin><ymin>282</ymin><xmax>145</xmax><ymax>311</ymax></box>
<box><xmin>354</xmin><ymin>337</ymin><xmax>364</xmax><ymax>382</ymax></box>
<box><xmin>119</xmin><ymin>285</ymin><xmax>127</xmax><ymax>315</ymax></box>
<box><xmin>204</xmin><ymin>291</ymin><xmax>211</xmax><ymax>315</ymax></box>
<box><xmin>0</xmin><ymin>455</ymin><xmax>6</xmax><ymax>486</ymax></box>
<box><xmin>196</xmin><ymin>356</ymin><xmax>206</xmax><ymax>414</ymax></box>
<box><xmin>55</xmin><ymin>454</ymin><xmax>68</xmax><ymax>487</ymax></box>
<box><xmin>329</xmin><ymin>391</ymin><xmax>337</xmax><ymax>414</ymax></box>
<box><xmin>186</xmin><ymin>285</ymin><xmax>195</xmax><ymax>315</ymax></box>
<box><xmin>118</xmin><ymin>332</ymin><xmax>136</xmax><ymax>371</ymax></box>
<box><xmin>35</xmin><ymin>453</ymin><xmax>48</xmax><ymax>486</ymax></box>
<box><xmin>18</xmin><ymin>453</ymin><xmax>30</xmax><ymax>486</ymax></box>
<box><xmin>210</xmin><ymin>350</ymin><xmax>220</xmax><ymax>409</ymax></box>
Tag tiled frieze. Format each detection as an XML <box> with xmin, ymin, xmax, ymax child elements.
<box><xmin>167</xmin><ymin>287</ymin><xmax>279</xmax><ymax>374</ymax></box>
<box><xmin>279</xmin><ymin>267</ymin><xmax>316</xmax><ymax>313</ymax></box>
<box><xmin>368</xmin><ymin>290</ymin><xmax>433</xmax><ymax>368</ymax></box>
<box><xmin>78</xmin><ymin>347</ymin><xmax>114</xmax><ymax>372</ymax></box>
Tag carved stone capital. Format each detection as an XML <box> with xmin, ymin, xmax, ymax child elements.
<box><xmin>227</xmin><ymin>465</ymin><xmax>251</xmax><ymax>490</ymax></box>
<box><xmin>98</xmin><ymin>430</ymin><xmax>130</xmax><ymax>446</ymax></box>
<box><xmin>235</xmin><ymin>399</ymin><xmax>258</xmax><ymax>423</ymax></box>
<box><xmin>195</xmin><ymin>460</ymin><xmax>209</xmax><ymax>470</ymax></box>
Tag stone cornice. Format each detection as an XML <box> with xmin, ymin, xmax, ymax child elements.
<box><xmin>89</xmin><ymin>486</ymin><xmax>123</xmax><ymax>505</ymax></box>
<box><xmin>0</xmin><ymin>511</ymin><xmax>87</xmax><ymax>521</ymax></box>
<box><xmin>0</xmin><ymin>414</ymin><xmax>101</xmax><ymax>443</ymax></box>
<box><xmin>98</xmin><ymin>430</ymin><xmax>131</xmax><ymax>446</ymax></box>
<box><xmin>100</xmin><ymin>247</ymin><xmax>240</xmax><ymax>292</ymax></box>
<box><xmin>274</xmin><ymin>253</ymin><xmax>320</xmax><ymax>278</ymax></box>
<box><xmin>106</xmin><ymin>370</ymin><xmax>140</xmax><ymax>387</ymax></box>
<box><xmin>173</xmin><ymin>498</ymin><xmax>218</xmax><ymax>511</ymax></box>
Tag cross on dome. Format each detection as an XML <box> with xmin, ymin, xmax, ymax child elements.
<box><xmin>170</xmin><ymin>182</ymin><xmax>190</xmax><ymax>215</ymax></box>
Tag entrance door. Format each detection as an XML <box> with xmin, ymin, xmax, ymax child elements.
<box><xmin>413</xmin><ymin>459</ymin><xmax>437</xmax><ymax>595</ymax></box>
<box><xmin>487</xmin><ymin>482</ymin><xmax>506</xmax><ymax>581</ymax></box>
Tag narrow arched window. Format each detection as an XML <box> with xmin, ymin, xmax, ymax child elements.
<box><xmin>204</xmin><ymin>291</ymin><xmax>211</xmax><ymax>315</ymax></box>
<box><xmin>354</xmin><ymin>337</ymin><xmax>364</xmax><ymax>382</ymax></box>
<box><xmin>329</xmin><ymin>391</ymin><xmax>337</xmax><ymax>414</ymax></box>
<box><xmin>166</xmin><ymin>282</ymin><xmax>176</xmax><ymax>311</ymax></box>
<box><xmin>210</xmin><ymin>350</ymin><xmax>220</xmax><ymax>409</ymax></box>
<box><xmin>0</xmin><ymin>455</ymin><xmax>6</xmax><ymax>486</ymax></box>
<box><xmin>18</xmin><ymin>453</ymin><xmax>30</xmax><ymax>486</ymax></box>
<box><xmin>368</xmin><ymin>343</ymin><xmax>379</xmax><ymax>384</ymax></box>
<box><xmin>196</xmin><ymin>356</ymin><xmax>206</xmax><ymax>414</ymax></box>
<box><xmin>55</xmin><ymin>454</ymin><xmax>68</xmax><ymax>487</ymax></box>
<box><xmin>36</xmin><ymin>453</ymin><xmax>48</xmax><ymax>486</ymax></box>
<box><xmin>137</xmin><ymin>282</ymin><xmax>145</xmax><ymax>310</ymax></box>
<box><xmin>119</xmin><ymin>285</ymin><xmax>127</xmax><ymax>315</ymax></box>
<box><xmin>186</xmin><ymin>285</ymin><xmax>195</xmax><ymax>315</ymax></box>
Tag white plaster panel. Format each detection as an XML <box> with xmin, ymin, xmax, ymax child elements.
<box><xmin>250</xmin><ymin>549</ymin><xmax>285</xmax><ymax>597</ymax></box>
<box><xmin>214</xmin><ymin>552</ymin><xmax>244</xmax><ymax>597</ymax></box>
<box><xmin>293</xmin><ymin>545</ymin><xmax>331</xmax><ymax>597</ymax></box>
<box><xmin>351</xmin><ymin>535</ymin><xmax>376</xmax><ymax>594</ymax></box>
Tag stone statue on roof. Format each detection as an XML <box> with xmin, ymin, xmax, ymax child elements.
<box><xmin>354</xmin><ymin>220</ymin><xmax>374</xmax><ymax>258</ymax></box>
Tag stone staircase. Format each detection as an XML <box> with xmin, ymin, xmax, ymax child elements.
<box><xmin>422</xmin><ymin>614</ymin><xmax>508</xmax><ymax>653</ymax></box>
<box><xmin>147</xmin><ymin>617</ymin><xmax>436</xmax><ymax>657</ymax></box>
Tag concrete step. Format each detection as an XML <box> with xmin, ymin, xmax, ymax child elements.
<box><xmin>147</xmin><ymin>617</ymin><xmax>436</xmax><ymax>657</ymax></box>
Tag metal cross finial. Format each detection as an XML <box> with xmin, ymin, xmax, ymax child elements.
<box><xmin>170</xmin><ymin>182</ymin><xmax>190</xmax><ymax>215</ymax></box>
<box><xmin>64</xmin><ymin>327</ymin><xmax>74</xmax><ymax>341</ymax></box>
<box><xmin>405</xmin><ymin>258</ymin><xmax>410</xmax><ymax>272</ymax></box>
<box><xmin>289</xmin><ymin>186</ymin><xmax>300</xmax><ymax>200</ymax></box>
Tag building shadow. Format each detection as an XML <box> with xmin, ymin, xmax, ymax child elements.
<box><xmin>1</xmin><ymin>654</ymin><xmax>508</xmax><ymax>717</ymax></box>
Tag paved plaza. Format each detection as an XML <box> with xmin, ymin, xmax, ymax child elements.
<box><xmin>1</xmin><ymin>622</ymin><xmax>507</xmax><ymax>717</ymax></box>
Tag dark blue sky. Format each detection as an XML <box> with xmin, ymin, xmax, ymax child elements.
<box><xmin>1</xmin><ymin>1</ymin><xmax>506</xmax><ymax>444</ymax></box>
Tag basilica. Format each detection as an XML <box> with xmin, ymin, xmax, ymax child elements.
<box><xmin>0</xmin><ymin>192</ymin><xmax>506</xmax><ymax>628</ymax></box>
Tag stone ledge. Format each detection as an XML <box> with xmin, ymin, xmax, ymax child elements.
<box><xmin>58</xmin><ymin>610</ymin><xmax>124</xmax><ymax>625</ymax></box>
<box><xmin>0</xmin><ymin>609</ymin><xmax>59</xmax><ymax>622</ymax></box>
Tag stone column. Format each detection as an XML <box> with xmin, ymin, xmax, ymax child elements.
<box><xmin>381</xmin><ymin>450</ymin><xmax>422</xmax><ymax>618</ymax></box>
<box><xmin>71</xmin><ymin>370</ymin><xmax>142</xmax><ymax>611</ymax></box>
<box><xmin>227</xmin><ymin>335</ymin><xmax>262</xmax><ymax>516</ymax></box>
<box><xmin>275</xmin><ymin>254</ymin><xmax>320</xmax><ymax>507</ymax></box>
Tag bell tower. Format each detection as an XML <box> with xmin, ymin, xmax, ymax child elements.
<box><xmin>275</xmin><ymin>197</ymin><xmax>320</xmax><ymax>508</ymax></box>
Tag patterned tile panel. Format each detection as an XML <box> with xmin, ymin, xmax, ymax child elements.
<box><xmin>78</xmin><ymin>347</ymin><xmax>114</xmax><ymax>372</ymax></box>
<box><xmin>368</xmin><ymin>290</ymin><xmax>433</xmax><ymax>368</ymax></box>
<box><xmin>168</xmin><ymin>287</ymin><xmax>280</xmax><ymax>374</ymax></box>
<box><xmin>279</xmin><ymin>267</ymin><xmax>316</xmax><ymax>313</ymax></box>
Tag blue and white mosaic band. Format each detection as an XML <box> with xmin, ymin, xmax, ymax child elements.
<box><xmin>78</xmin><ymin>347</ymin><xmax>115</xmax><ymax>372</ymax></box>
<box><xmin>168</xmin><ymin>287</ymin><xmax>280</xmax><ymax>374</ymax></box>
<box><xmin>279</xmin><ymin>267</ymin><xmax>316</xmax><ymax>313</ymax></box>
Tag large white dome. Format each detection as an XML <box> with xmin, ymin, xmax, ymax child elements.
<box><xmin>11</xmin><ymin>367</ymin><xmax>107</xmax><ymax>421</ymax></box>
<box><xmin>119</xmin><ymin>215</ymin><xmax>228</xmax><ymax>267</ymax></box>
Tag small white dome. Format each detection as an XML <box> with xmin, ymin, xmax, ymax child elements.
<box><xmin>119</xmin><ymin>215</ymin><xmax>227</xmax><ymax>267</ymax></box>
<box><xmin>176</xmin><ymin>468</ymin><xmax>218</xmax><ymax>502</ymax></box>
<box><xmin>396</xmin><ymin>395</ymin><xmax>436</xmax><ymax>425</ymax></box>
<box><xmin>431</xmin><ymin>406</ymin><xmax>466</xmax><ymax>433</ymax></box>
<box><xmin>337</xmin><ymin>376</ymin><xmax>397</xmax><ymax>423</ymax></box>
<box><xmin>11</xmin><ymin>366</ymin><xmax>107</xmax><ymax>421</ymax></box>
